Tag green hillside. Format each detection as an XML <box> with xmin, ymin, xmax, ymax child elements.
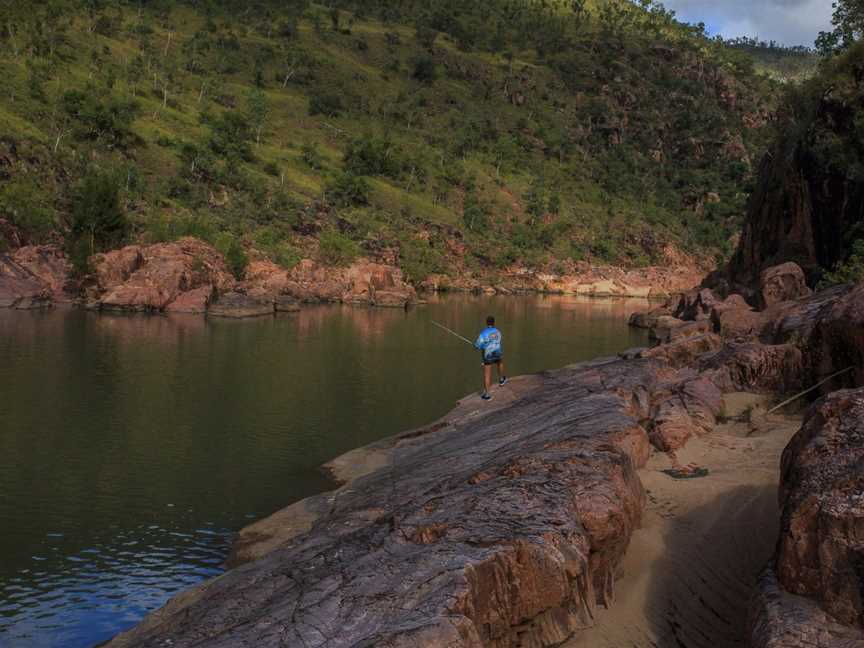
<box><xmin>0</xmin><ymin>0</ymin><xmax>790</xmax><ymax>283</ymax></box>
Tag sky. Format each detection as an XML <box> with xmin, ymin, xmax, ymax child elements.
<box><xmin>660</xmin><ymin>0</ymin><xmax>834</xmax><ymax>47</ymax></box>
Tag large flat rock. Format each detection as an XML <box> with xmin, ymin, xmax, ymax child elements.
<box><xmin>108</xmin><ymin>357</ymin><xmax>681</xmax><ymax>648</ymax></box>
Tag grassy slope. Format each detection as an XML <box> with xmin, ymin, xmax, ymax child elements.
<box><xmin>0</xmin><ymin>1</ymin><xmax>807</xmax><ymax>283</ymax></box>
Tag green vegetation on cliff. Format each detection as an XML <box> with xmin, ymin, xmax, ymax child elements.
<box><xmin>0</xmin><ymin>0</ymin><xmax>796</xmax><ymax>281</ymax></box>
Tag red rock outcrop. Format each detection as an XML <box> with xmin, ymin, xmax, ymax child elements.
<box><xmin>90</xmin><ymin>238</ymin><xmax>235</xmax><ymax>312</ymax></box>
<box><xmin>760</xmin><ymin>262</ymin><xmax>812</xmax><ymax>308</ymax></box>
<box><xmin>674</xmin><ymin>287</ymin><xmax>722</xmax><ymax>321</ymax></box>
<box><xmin>648</xmin><ymin>375</ymin><xmax>723</xmax><ymax>451</ymax></box>
<box><xmin>0</xmin><ymin>253</ymin><xmax>51</xmax><ymax>309</ymax></box>
<box><xmin>749</xmin><ymin>388</ymin><xmax>864</xmax><ymax>647</ymax></box>
<box><xmin>9</xmin><ymin>245</ymin><xmax>72</xmax><ymax>303</ymax></box>
<box><xmin>0</xmin><ymin>245</ymin><xmax>73</xmax><ymax>308</ymax></box>
<box><xmin>267</xmin><ymin>258</ymin><xmax>417</xmax><ymax>307</ymax></box>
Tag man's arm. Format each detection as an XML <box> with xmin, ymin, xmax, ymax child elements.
<box><xmin>474</xmin><ymin>331</ymin><xmax>486</xmax><ymax>351</ymax></box>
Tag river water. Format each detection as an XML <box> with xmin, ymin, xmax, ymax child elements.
<box><xmin>0</xmin><ymin>295</ymin><xmax>649</xmax><ymax>647</ymax></box>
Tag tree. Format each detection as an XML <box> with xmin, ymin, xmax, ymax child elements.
<box><xmin>205</xmin><ymin>109</ymin><xmax>253</xmax><ymax>161</ymax></box>
<box><xmin>62</xmin><ymin>87</ymin><xmax>141</xmax><ymax>149</ymax></box>
<box><xmin>412</xmin><ymin>55</ymin><xmax>437</xmax><ymax>84</ymax></box>
<box><xmin>246</xmin><ymin>88</ymin><xmax>269</xmax><ymax>145</ymax></box>
<box><xmin>67</xmin><ymin>170</ymin><xmax>129</xmax><ymax>273</ymax></box>
<box><xmin>817</xmin><ymin>0</ymin><xmax>864</xmax><ymax>53</ymax></box>
<box><xmin>327</xmin><ymin>171</ymin><xmax>370</xmax><ymax>206</ymax></box>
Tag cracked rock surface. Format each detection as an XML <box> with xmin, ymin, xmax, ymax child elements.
<box><xmin>748</xmin><ymin>388</ymin><xmax>864</xmax><ymax>648</ymax></box>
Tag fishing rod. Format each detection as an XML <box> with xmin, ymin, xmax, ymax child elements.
<box><xmin>431</xmin><ymin>321</ymin><xmax>475</xmax><ymax>347</ymax></box>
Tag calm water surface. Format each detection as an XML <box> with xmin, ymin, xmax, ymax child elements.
<box><xmin>0</xmin><ymin>295</ymin><xmax>648</xmax><ymax>647</ymax></box>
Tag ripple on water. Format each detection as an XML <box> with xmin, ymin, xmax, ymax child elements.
<box><xmin>0</xmin><ymin>523</ymin><xmax>230</xmax><ymax>648</ymax></box>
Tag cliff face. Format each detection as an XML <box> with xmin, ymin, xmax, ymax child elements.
<box><xmin>729</xmin><ymin>44</ymin><xmax>864</xmax><ymax>289</ymax></box>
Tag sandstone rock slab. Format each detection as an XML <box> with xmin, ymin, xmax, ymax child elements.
<box><xmin>207</xmin><ymin>292</ymin><xmax>274</xmax><ymax>318</ymax></box>
<box><xmin>749</xmin><ymin>388</ymin><xmax>864</xmax><ymax>646</ymax></box>
<box><xmin>106</xmin><ymin>358</ymin><xmax>674</xmax><ymax>648</ymax></box>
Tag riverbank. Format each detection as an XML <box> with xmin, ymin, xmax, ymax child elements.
<box><xmin>0</xmin><ymin>238</ymin><xmax>702</xmax><ymax>316</ymax></box>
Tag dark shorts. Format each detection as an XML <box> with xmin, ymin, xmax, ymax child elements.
<box><xmin>483</xmin><ymin>353</ymin><xmax>503</xmax><ymax>366</ymax></box>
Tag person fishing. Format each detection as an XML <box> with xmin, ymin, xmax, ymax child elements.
<box><xmin>474</xmin><ymin>315</ymin><xmax>507</xmax><ymax>401</ymax></box>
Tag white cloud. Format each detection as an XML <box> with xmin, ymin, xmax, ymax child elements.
<box><xmin>661</xmin><ymin>0</ymin><xmax>834</xmax><ymax>46</ymax></box>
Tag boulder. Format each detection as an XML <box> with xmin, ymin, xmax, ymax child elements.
<box><xmin>242</xmin><ymin>259</ymin><xmax>291</xmax><ymax>297</ymax></box>
<box><xmin>699</xmin><ymin>343</ymin><xmax>803</xmax><ymax>394</ymax></box>
<box><xmin>91</xmin><ymin>246</ymin><xmax>144</xmax><ymax>290</ymax></box>
<box><xmin>207</xmin><ymin>292</ymin><xmax>274</xmax><ymax>319</ymax></box>
<box><xmin>750</xmin><ymin>388</ymin><xmax>864</xmax><ymax>646</ymax></box>
<box><xmin>284</xmin><ymin>259</ymin><xmax>351</xmax><ymax>303</ymax></box>
<box><xmin>91</xmin><ymin>238</ymin><xmax>234</xmax><ymax>312</ymax></box>
<box><xmin>714</xmin><ymin>307</ymin><xmax>770</xmax><ymax>341</ymax></box>
<box><xmin>674</xmin><ymin>288</ymin><xmax>721</xmax><ymax>321</ymax></box>
<box><xmin>749</xmin><ymin>565</ymin><xmax>864</xmax><ymax>648</ymax></box>
<box><xmin>648</xmin><ymin>375</ymin><xmax>723</xmax><ymax>451</ymax></box>
<box><xmin>280</xmin><ymin>259</ymin><xmax>416</xmax><ymax>307</ymax></box>
<box><xmin>629</xmin><ymin>306</ymin><xmax>672</xmax><ymax>330</ymax></box>
<box><xmin>11</xmin><ymin>245</ymin><xmax>73</xmax><ymax>302</ymax></box>
<box><xmin>777</xmin><ymin>389</ymin><xmax>864</xmax><ymax>626</ymax></box>
<box><xmin>649</xmin><ymin>396</ymin><xmax>696</xmax><ymax>451</ymax></box>
<box><xmin>650</xmin><ymin>318</ymin><xmax>710</xmax><ymax>344</ymax></box>
<box><xmin>640</xmin><ymin>333</ymin><xmax>723</xmax><ymax>368</ymax></box>
<box><xmin>0</xmin><ymin>254</ymin><xmax>51</xmax><ymax>309</ymax></box>
<box><xmin>760</xmin><ymin>262</ymin><xmax>812</xmax><ymax>308</ymax></box>
<box><xmin>165</xmin><ymin>286</ymin><xmax>214</xmax><ymax>314</ymax></box>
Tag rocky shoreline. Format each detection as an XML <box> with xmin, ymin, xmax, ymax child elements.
<box><xmin>0</xmin><ymin>238</ymin><xmax>703</xmax><ymax>317</ymax></box>
<box><xmin>101</xmin><ymin>261</ymin><xmax>863</xmax><ymax>647</ymax></box>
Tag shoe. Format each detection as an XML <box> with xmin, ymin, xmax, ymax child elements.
<box><xmin>481</xmin><ymin>393</ymin><xmax>493</xmax><ymax>401</ymax></box>
<box><xmin>499</xmin><ymin>377</ymin><xmax>508</xmax><ymax>386</ymax></box>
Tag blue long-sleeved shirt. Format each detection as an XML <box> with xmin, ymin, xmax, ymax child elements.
<box><xmin>474</xmin><ymin>326</ymin><xmax>502</xmax><ymax>359</ymax></box>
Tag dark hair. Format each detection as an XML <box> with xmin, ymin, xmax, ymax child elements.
<box><xmin>486</xmin><ymin>315</ymin><xmax>495</xmax><ymax>326</ymax></box>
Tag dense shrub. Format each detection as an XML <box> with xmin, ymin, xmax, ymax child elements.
<box><xmin>62</xmin><ymin>89</ymin><xmax>140</xmax><ymax>149</ymax></box>
<box><xmin>204</xmin><ymin>110</ymin><xmax>253</xmax><ymax>161</ymax></box>
<box><xmin>462</xmin><ymin>194</ymin><xmax>488</xmax><ymax>231</ymax></box>
<box><xmin>308</xmin><ymin>91</ymin><xmax>344</xmax><ymax>117</ymax></box>
<box><xmin>214</xmin><ymin>232</ymin><xmax>248</xmax><ymax>279</ymax></box>
<box><xmin>411</xmin><ymin>55</ymin><xmax>437</xmax><ymax>84</ymax></box>
<box><xmin>302</xmin><ymin>143</ymin><xmax>323</xmax><ymax>169</ymax></box>
<box><xmin>343</xmin><ymin>136</ymin><xmax>421</xmax><ymax>181</ymax></box>
<box><xmin>318</xmin><ymin>228</ymin><xmax>359</xmax><ymax>265</ymax></box>
<box><xmin>0</xmin><ymin>180</ymin><xmax>55</xmax><ymax>238</ymax></box>
<box><xmin>327</xmin><ymin>171</ymin><xmax>370</xmax><ymax>206</ymax></box>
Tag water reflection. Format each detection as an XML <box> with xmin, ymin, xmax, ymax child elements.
<box><xmin>0</xmin><ymin>295</ymin><xmax>649</xmax><ymax>647</ymax></box>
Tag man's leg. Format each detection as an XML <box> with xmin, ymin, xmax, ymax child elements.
<box><xmin>497</xmin><ymin>360</ymin><xmax>507</xmax><ymax>385</ymax></box>
<box><xmin>483</xmin><ymin>364</ymin><xmax>493</xmax><ymax>394</ymax></box>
